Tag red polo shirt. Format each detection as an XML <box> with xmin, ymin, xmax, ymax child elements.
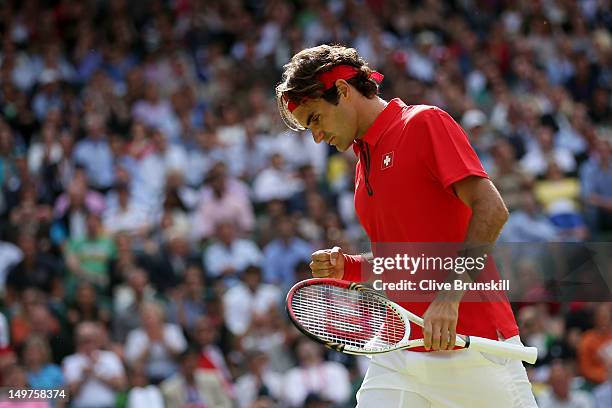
<box><xmin>343</xmin><ymin>99</ymin><xmax>518</xmax><ymax>343</ymax></box>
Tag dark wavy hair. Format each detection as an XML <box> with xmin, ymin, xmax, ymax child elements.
<box><xmin>276</xmin><ymin>45</ymin><xmax>381</xmax><ymax>130</ymax></box>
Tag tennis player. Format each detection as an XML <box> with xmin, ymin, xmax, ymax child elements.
<box><xmin>276</xmin><ymin>45</ymin><xmax>537</xmax><ymax>407</ymax></box>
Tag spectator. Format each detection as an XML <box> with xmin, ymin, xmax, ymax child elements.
<box><xmin>185</xmin><ymin>128</ymin><xmax>226</xmax><ymax>188</ymax></box>
<box><xmin>538</xmin><ymin>360</ymin><xmax>594</xmax><ymax>408</ymax></box>
<box><xmin>112</xmin><ymin>268</ymin><xmax>158</xmax><ymax>343</ymax></box>
<box><xmin>0</xmin><ymin>123</ymin><xmax>21</xmax><ymax>192</ymax></box>
<box><xmin>489</xmin><ymin>138</ymin><xmax>534</xmax><ymax>212</ymax></box>
<box><xmin>0</xmin><ymin>238</ymin><xmax>22</xmax><ymax>295</ymax></box>
<box><xmin>296</xmin><ymin>192</ymin><xmax>329</xmax><ymax>243</ymax></box>
<box><xmin>5</xmin><ymin>233</ymin><xmax>62</xmax><ymax>304</ymax></box>
<box><xmin>235</xmin><ymin>351</ymin><xmax>283</xmax><ymax>408</ymax></box>
<box><xmin>578</xmin><ymin>303</ymin><xmax>612</xmax><ymax>386</ymax></box>
<box><xmin>64</xmin><ymin>212</ymin><xmax>116</xmax><ymax>296</ymax></box>
<box><xmin>62</xmin><ymin>322</ymin><xmax>126</xmax><ymax>408</ymax></box>
<box><xmin>192</xmin><ymin>315</ymin><xmax>233</xmax><ymax>390</ymax></box>
<box><xmin>216</xmin><ymin>104</ymin><xmax>246</xmax><ymax>148</ymax></box>
<box><xmin>253</xmin><ymin>152</ymin><xmax>303</xmax><ymax>203</ymax></box>
<box><xmin>565</xmin><ymin>51</ymin><xmax>598</xmax><ymax>104</ymax></box>
<box><xmin>146</xmin><ymin>222</ymin><xmax>198</xmax><ymax>292</ymax></box>
<box><xmin>165</xmin><ymin>264</ymin><xmax>208</xmax><ymax>332</ymax></box>
<box><xmin>191</xmin><ymin>162</ymin><xmax>255</xmax><ymax>240</ymax></box>
<box><xmin>131</xmin><ymin>84</ymin><xmax>178</xmax><ymax>142</ymax></box>
<box><xmin>125</xmin><ymin>365</ymin><xmax>164</xmax><ymax>408</ymax></box>
<box><xmin>73</xmin><ymin>113</ymin><xmax>114</xmax><ymax>191</ymax></box>
<box><xmin>461</xmin><ymin>109</ymin><xmax>495</xmax><ymax>172</ymax></box>
<box><xmin>255</xmin><ymin>199</ymin><xmax>288</xmax><ymax>247</ymax></box>
<box><xmin>593</xmin><ymin>358</ymin><xmax>612</xmax><ymax>408</ymax></box>
<box><xmin>281</xmin><ymin>340</ymin><xmax>351</xmax><ymax>408</ymax></box>
<box><xmin>499</xmin><ymin>189</ymin><xmax>559</xmax><ymax>242</ymax></box>
<box><xmin>10</xmin><ymin>291</ymin><xmax>72</xmax><ymax>364</ymax></box>
<box><xmin>137</xmin><ymin>129</ymin><xmax>187</xmax><ymax>205</ymax></box>
<box><xmin>66</xmin><ymin>282</ymin><xmax>111</xmax><ymax>333</ymax></box>
<box><xmin>521</xmin><ymin>125</ymin><xmax>576</xmax><ymax>177</ymax></box>
<box><xmin>517</xmin><ymin>305</ymin><xmax>555</xmax><ymax>365</ymax></box>
<box><xmin>103</xmin><ymin>182</ymin><xmax>151</xmax><ymax>237</ymax></box>
<box><xmin>589</xmin><ymin>87</ymin><xmax>611</xmax><ymax>126</ymax></box>
<box><xmin>51</xmin><ymin>169</ymin><xmax>106</xmax><ymax>242</ymax></box>
<box><xmin>160</xmin><ymin>347</ymin><xmax>232</xmax><ymax>408</ymax></box>
<box><xmin>26</xmin><ymin>122</ymin><xmax>63</xmax><ymax>177</ymax></box>
<box><xmin>241</xmin><ymin>307</ymin><xmax>294</xmax><ymax>374</ymax></box>
<box><xmin>580</xmin><ymin>138</ymin><xmax>612</xmax><ymax>236</ymax></box>
<box><xmin>227</xmin><ymin>120</ymin><xmax>270</xmax><ymax>181</ymax></box>
<box><xmin>223</xmin><ymin>265</ymin><xmax>282</xmax><ymax>337</ymax></box>
<box><xmin>31</xmin><ymin>69</ymin><xmax>63</xmax><ymax>122</ymax></box>
<box><xmin>534</xmin><ymin>162</ymin><xmax>588</xmax><ymax>241</ymax></box>
<box><xmin>36</xmin><ymin>129</ymin><xmax>74</xmax><ymax>203</ymax></box>
<box><xmin>22</xmin><ymin>335</ymin><xmax>64</xmax><ymax>390</ymax></box>
<box><xmin>6</xmin><ymin>183</ymin><xmax>53</xmax><ymax>241</ymax></box>
<box><xmin>203</xmin><ymin>221</ymin><xmax>263</xmax><ymax>286</ymax></box>
<box><xmin>271</xmin><ymin>130</ymin><xmax>327</xmax><ymax>176</ymax></box>
<box><xmin>124</xmin><ymin>302</ymin><xmax>187</xmax><ymax>384</ymax></box>
<box><xmin>262</xmin><ymin>216</ymin><xmax>312</xmax><ymax>290</ymax></box>
<box><xmin>125</xmin><ymin>121</ymin><xmax>155</xmax><ymax>162</ymax></box>
<box><xmin>1</xmin><ymin>364</ymin><xmax>52</xmax><ymax>407</ymax></box>
<box><xmin>111</xmin><ymin>231</ymin><xmax>143</xmax><ymax>284</ymax></box>
<box><xmin>288</xmin><ymin>164</ymin><xmax>333</xmax><ymax>215</ymax></box>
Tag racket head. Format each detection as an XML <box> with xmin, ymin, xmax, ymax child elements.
<box><xmin>286</xmin><ymin>278</ymin><xmax>410</xmax><ymax>354</ymax></box>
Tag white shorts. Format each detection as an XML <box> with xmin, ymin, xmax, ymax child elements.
<box><xmin>356</xmin><ymin>336</ymin><xmax>538</xmax><ymax>408</ymax></box>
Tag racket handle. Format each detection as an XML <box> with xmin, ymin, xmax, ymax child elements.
<box><xmin>466</xmin><ymin>336</ymin><xmax>538</xmax><ymax>364</ymax></box>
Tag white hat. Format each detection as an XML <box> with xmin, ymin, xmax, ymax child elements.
<box><xmin>461</xmin><ymin>109</ymin><xmax>487</xmax><ymax>130</ymax></box>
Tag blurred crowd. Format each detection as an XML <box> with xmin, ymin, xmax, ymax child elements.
<box><xmin>0</xmin><ymin>0</ymin><xmax>610</xmax><ymax>407</ymax></box>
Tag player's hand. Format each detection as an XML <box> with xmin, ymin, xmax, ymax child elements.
<box><xmin>310</xmin><ymin>246</ymin><xmax>344</xmax><ymax>279</ymax></box>
<box><xmin>423</xmin><ymin>297</ymin><xmax>459</xmax><ymax>351</ymax></box>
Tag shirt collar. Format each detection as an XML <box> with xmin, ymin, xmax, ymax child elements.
<box><xmin>352</xmin><ymin>98</ymin><xmax>405</xmax><ymax>154</ymax></box>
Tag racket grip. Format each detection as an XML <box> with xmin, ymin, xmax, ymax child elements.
<box><xmin>467</xmin><ymin>336</ymin><xmax>538</xmax><ymax>364</ymax></box>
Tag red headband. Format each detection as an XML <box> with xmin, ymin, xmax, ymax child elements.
<box><xmin>285</xmin><ymin>65</ymin><xmax>384</xmax><ymax>112</ymax></box>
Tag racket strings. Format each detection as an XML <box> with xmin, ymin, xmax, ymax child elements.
<box><xmin>291</xmin><ymin>284</ymin><xmax>406</xmax><ymax>351</ymax></box>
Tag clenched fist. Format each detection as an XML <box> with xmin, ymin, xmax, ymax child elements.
<box><xmin>310</xmin><ymin>246</ymin><xmax>345</xmax><ymax>279</ymax></box>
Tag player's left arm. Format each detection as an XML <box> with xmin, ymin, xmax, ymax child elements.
<box><xmin>423</xmin><ymin>176</ymin><xmax>509</xmax><ymax>351</ymax></box>
<box><xmin>453</xmin><ymin>175</ymin><xmax>509</xmax><ymax>243</ymax></box>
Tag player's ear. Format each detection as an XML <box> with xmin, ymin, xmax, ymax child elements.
<box><xmin>335</xmin><ymin>79</ymin><xmax>350</xmax><ymax>100</ymax></box>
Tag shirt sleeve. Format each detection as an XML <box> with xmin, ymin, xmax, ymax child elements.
<box><xmin>419</xmin><ymin>108</ymin><xmax>489</xmax><ymax>189</ymax></box>
<box><xmin>342</xmin><ymin>254</ymin><xmax>364</xmax><ymax>282</ymax></box>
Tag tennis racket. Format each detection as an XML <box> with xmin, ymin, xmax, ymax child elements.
<box><xmin>286</xmin><ymin>278</ymin><xmax>538</xmax><ymax>364</ymax></box>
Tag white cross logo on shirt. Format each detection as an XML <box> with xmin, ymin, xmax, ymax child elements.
<box><xmin>381</xmin><ymin>151</ymin><xmax>394</xmax><ymax>170</ymax></box>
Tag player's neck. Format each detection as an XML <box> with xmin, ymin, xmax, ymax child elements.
<box><xmin>355</xmin><ymin>96</ymin><xmax>388</xmax><ymax>140</ymax></box>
